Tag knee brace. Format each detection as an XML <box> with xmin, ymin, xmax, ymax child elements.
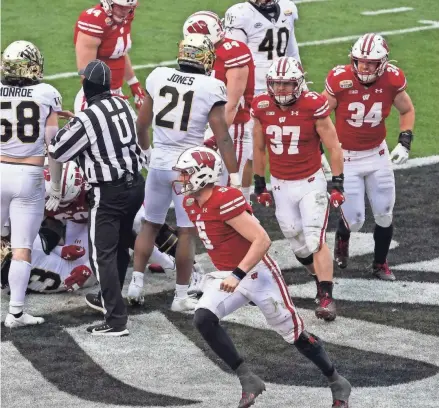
<box><xmin>295</xmin><ymin>254</ymin><xmax>314</xmax><ymax>266</ymax></box>
<box><xmin>155</xmin><ymin>223</ymin><xmax>178</xmax><ymax>258</ymax></box>
<box><xmin>374</xmin><ymin>213</ymin><xmax>393</xmax><ymax>228</ymax></box>
<box><xmin>193</xmin><ymin>308</ymin><xmax>219</xmax><ymax>335</ymax></box>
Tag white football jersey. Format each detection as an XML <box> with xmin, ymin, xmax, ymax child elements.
<box><xmin>0</xmin><ymin>82</ymin><xmax>62</xmax><ymax>157</ymax></box>
<box><xmin>225</xmin><ymin>0</ymin><xmax>300</xmax><ymax>91</ymax></box>
<box><xmin>145</xmin><ymin>67</ymin><xmax>227</xmax><ymax>170</ymax></box>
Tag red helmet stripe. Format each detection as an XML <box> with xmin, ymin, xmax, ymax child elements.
<box><xmin>361</xmin><ymin>34</ymin><xmax>371</xmax><ymax>54</ymax></box>
<box><xmin>276</xmin><ymin>58</ymin><xmax>283</xmax><ymax>75</ymax></box>
<box><xmin>366</xmin><ymin>34</ymin><xmax>375</xmax><ymax>54</ymax></box>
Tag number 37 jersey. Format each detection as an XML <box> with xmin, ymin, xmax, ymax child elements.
<box><xmin>146</xmin><ymin>66</ymin><xmax>227</xmax><ymax>170</ymax></box>
<box><xmin>325</xmin><ymin>64</ymin><xmax>407</xmax><ymax>151</ymax></box>
<box><xmin>0</xmin><ymin>82</ymin><xmax>62</xmax><ymax>158</ymax></box>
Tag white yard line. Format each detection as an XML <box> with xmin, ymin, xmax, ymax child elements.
<box><xmin>361</xmin><ymin>7</ymin><xmax>414</xmax><ymax>16</ymax></box>
<box><xmin>44</xmin><ymin>20</ymin><xmax>439</xmax><ymax>80</ymax></box>
<box><xmin>294</xmin><ymin>0</ymin><xmax>328</xmax><ymax>4</ymax></box>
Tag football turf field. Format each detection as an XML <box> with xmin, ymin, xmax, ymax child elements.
<box><xmin>1</xmin><ymin>1</ymin><xmax>439</xmax><ymax>407</ymax></box>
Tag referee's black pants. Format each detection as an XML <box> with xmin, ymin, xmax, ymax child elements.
<box><xmin>88</xmin><ymin>174</ymin><xmax>144</xmax><ymax>327</ymax></box>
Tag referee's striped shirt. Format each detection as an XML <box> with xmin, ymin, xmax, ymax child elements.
<box><xmin>49</xmin><ymin>96</ymin><xmax>145</xmax><ymax>183</ymax></box>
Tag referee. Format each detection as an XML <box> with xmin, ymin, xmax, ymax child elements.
<box><xmin>49</xmin><ymin>60</ymin><xmax>146</xmax><ymax>337</ymax></box>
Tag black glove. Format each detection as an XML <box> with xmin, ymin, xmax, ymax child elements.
<box><xmin>253</xmin><ymin>175</ymin><xmax>267</xmax><ymax>195</ymax></box>
<box><xmin>398</xmin><ymin>130</ymin><xmax>414</xmax><ymax>151</ymax></box>
<box><xmin>331</xmin><ymin>174</ymin><xmax>344</xmax><ymax>193</ymax></box>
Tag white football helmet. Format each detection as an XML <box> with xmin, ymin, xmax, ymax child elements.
<box><xmin>1</xmin><ymin>40</ymin><xmax>44</xmax><ymax>83</ymax></box>
<box><xmin>172</xmin><ymin>147</ymin><xmax>222</xmax><ymax>195</ymax></box>
<box><xmin>178</xmin><ymin>34</ymin><xmax>216</xmax><ymax>75</ymax></box>
<box><xmin>183</xmin><ymin>11</ymin><xmax>225</xmax><ymax>46</ymax></box>
<box><xmin>266</xmin><ymin>57</ymin><xmax>306</xmax><ymax>105</ymax></box>
<box><xmin>350</xmin><ymin>33</ymin><xmax>389</xmax><ymax>84</ymax></box>
<box><xmin>44</xmin><ymin>161</ymin><xmax>83</xmax><ymax>206</ymax></box>
<box><xmin>100</xmin><ymin>0</ymin><xmax>137</xmax><ymax>23</ymax></box>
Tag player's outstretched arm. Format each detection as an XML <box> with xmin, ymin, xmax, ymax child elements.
<box><xmin>210</xmin><ymin>104</ymin><xmax>239</xmax><ymax>180</ymax></box>
<box><xmin>226</xmin><ymin>212</ymin><xmax>271</xmax><ymax>273</ymax></box>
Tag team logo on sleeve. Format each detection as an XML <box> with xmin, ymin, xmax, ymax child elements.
<box><xmin>257</xmin><ymin>100</ymin><xmax>270</xmax><ymax>108</ymax></box>
<box><xmin>255</xmin><ymin>22</ymin><xmax>263</xmax><ymax>28</ymax></box>
<box><xmin>339</xmin><ymin>80</ymin><xmax>353</xmax><ymax>88</ymax></box>
<box><xmin>284</xmin><ymin>10</ymin><xmax>293</xmax><ymax>16</ymax></box>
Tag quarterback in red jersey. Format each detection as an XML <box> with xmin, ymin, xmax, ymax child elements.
<box><xmin>183</xmin><ymin>11</ymin><xmax>255</xmax><ymax>201</ymax></box>
<box><xmin>73</xmin><ymin>0</ymin><xmax>145</xmax><ymax>112</ymax></box>
<box><xmin>175</xmin><ymin>146</ymin><xmax>350</xmax><ymax>408</ymax></box>
<box><xmin>322</xmin><ymin>33</ymin><xmax>416</xmax><ymax>280</ymax></box>
<box><xmin>252</xmin><ymin>57</ymin><xmax>344</xmax><ymax>321</ymax></box>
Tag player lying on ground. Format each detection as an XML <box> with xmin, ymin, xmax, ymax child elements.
<box><xmin>174</xmin><ymin>146</ymin><xmax>351</xmax><ymax>408</ymax></box>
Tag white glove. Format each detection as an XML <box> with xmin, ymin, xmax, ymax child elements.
<box><xmin>142</xmin><ymin>147</ymin><xmax>151</xmax><ymax>170</ymax></box>
<box><xmin>390</xmin><ymin>143</ymin><xmax>409</xmax><ymax>165</ymax></box>
<box><xmin>321</xmin><ymin>153</ymin><xmax>332</xmax><ymax>178</ymax></box>
<box><xmin>45</xmin><ymin>183</ymin><xmax>62</xmax><ymax>211</ymax></box>
<box><xmin>229</xmin><ymin>172</ymin><xmax>242</xmax><ymax>190</ymax></box>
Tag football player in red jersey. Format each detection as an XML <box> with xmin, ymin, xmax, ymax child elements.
<box><xmin>73</xmin><ymin>0</ymin><xmax>145</xmax><ymax>113</ymax></box>
<box><xmin>183</xmin><ymin>11</ymin><xmax>255</xmax><ymax>201</ymax></box>
<box><xmin>175</xmin><ymin>146</ymin><xmax>350</xmax><ymax>408</ymax></box>
<box><xmin>252</xmin><ymin>57</ymin><xmax>344</xmax><ymax>321</ymax></box>
<box><xmin>322</xmin><ymin>33</ymin><xmax>415</xmax><ymax>280</ymax></box>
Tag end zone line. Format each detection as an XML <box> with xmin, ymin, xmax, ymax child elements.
<box><xmin>45</xmin><ymin>20</ymin><xmax>439</xmax><ymax>80</ymax></box>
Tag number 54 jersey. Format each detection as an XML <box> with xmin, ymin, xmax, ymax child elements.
<box><xmin>325</xmin><ymin>63</ymin><xmax>407</xmax><ymax>151</ymax></box>
<box><xmin>146</xmin><ymin>66</ymin><xmax>227</xmax><ymax>170</ymax></box>
<box><xmin>0</xmin><ymin>82</ymin><xmax>62</xmax><ymax>158</ymax></box>
<box><xmin>251</xmin><ymin>91</ymin><xmax>330</xmax><ymax>180</ymax></box>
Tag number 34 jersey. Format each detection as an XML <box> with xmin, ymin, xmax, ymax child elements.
<box><xmin>325</xmin><ymin>63</ymin><xmax>407</xmax><ymax>151</ymax></box>
<box><xmin>225</xmin><ymin>0</ymin><xmax>299</xmax><ymax>91</ymax></box>
<box><xmin>146</xmin><ymin>66</ymin><xmax>227</xmax><ymax>170</ymax></box>
<box><xmin>251</xmin><ymin>91</ymin><xmax>330</xmax><ymax>180</ymax></box>
<box><xmin>0</xmin><ymin>82</ymin><xmax>62</xmax><ymax>158</ymax></box>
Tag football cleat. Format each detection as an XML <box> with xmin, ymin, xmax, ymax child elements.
<box><xmin>4</xmin><ymin>312</ymin><xmax>45</xmax><ymax>328</ymax></box>
<box><xmin>187</xmin><ymin>263</ymin><xmax>205</xmax><ymax>296</ymax></box>
<box><xmin>334</xmin><ymin>232</ymin><xmax>349</xmax><ymax>269</ymax></box>
<box><xmin>170</xmin><ymin>295</ymin><xmax>198</xmax><ymax>312</ymax></box>
<box><xmin>315</xmin><ymin>294</ymin><xmax>337</xmax><ymax>322</ymax></box>
<box><xmin>238</xmin><ymin>373</ymin><xmax>266</xmax><ymax>408</ymax></box>
<box><xmin>126</xmin><ymin>271</ymin><xmax>145</xmax><ymax>306</ymax></box>
<box><xmin>330</xmin><ymin>375</ymin><xmax>351</xmax><ymax>408</ymax></box>
<box><xmin>372</xmin><ymin>261</ymin><xmax>396</xmax><ymax>281</ymax></box>
<box><xmin>86</xmin><ymin>322</ymin><xmax>129</xmax><ymax>337</ymax></box>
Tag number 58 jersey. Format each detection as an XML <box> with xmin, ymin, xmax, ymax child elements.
<box><xmin>146</xmin><ymin>66</ymin><xmax>227</xmax><ymax>170</ymax></box>
<box><xmin>325</xmin><ymin>63</ymin><xmax>407</xmax><ymax>151</ymax></box>
<box><xmin>0</xmin><ymin>82</ymin><xmax>62</xmax><ymax>158</ymax></box>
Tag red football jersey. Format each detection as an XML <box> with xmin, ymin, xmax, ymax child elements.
<box><xmin>251</xmin><ymin>91</ymin><xmax>330</xmax><ymax>180</ymax></box>
<box><xmin>184</xmin><ymin>186</ymin><xmax>253</xmax><ymax>271</ymax></box>
<box><xmin>325</xmin><ymin>64</ymin><xmax>407</xmax><ymax>151</ymax></box>
<box><xmin>213</xmin><ymin>38</ymin><xmax>255</xmax><ymax>124</ymax></box>
<box><xmin>74</xmin><ymin>4</ymin><xmax>135</xmax><ymax>89</ymax></box>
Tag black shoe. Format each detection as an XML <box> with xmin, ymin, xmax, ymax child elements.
<box><xmin>85</xmin><ymin>292</ymin><xmax>104</xmax><ymax>313</ymax></box>
<box><xmin>86</xmin><ymin>322</ymin><xmax>129</xmax><ymax>336</ymax></box>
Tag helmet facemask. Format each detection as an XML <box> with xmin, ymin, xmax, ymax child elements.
<box><xmin>351</xmin><ymin>57</ymin><xmax>387</xmax><ymax>84</ymax></box>
<box><xmin>267</xmin><ymin>77</ymin><xmax>304</xmax><ymax>105</ymax></box>
<box><xmin>100</xmin><ymin>0</ymin><xmax>137</xmax><ymax>24</ymax></box>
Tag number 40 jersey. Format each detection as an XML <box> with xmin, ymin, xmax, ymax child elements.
<box><xmin>0</xmin><ymin>82</ymin><xmax>62</xmax><ymax>158</ymax></box>
<box><xmin>146</xmin><ymin>66</ymin><xmax>227</xmax><ymax>170</ymax></box>
<box><xmin>225</xmin><ymin>0</ymin><xmax>300</xmax><ymax>92</ymax></box>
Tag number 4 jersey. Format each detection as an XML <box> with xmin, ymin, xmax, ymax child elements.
<box><xmin>251</xmin><ymin>91</ymin><xmax>330</xmax><ymax>180</ymax></box>
<box><xmin>0</xmin><ymin>82</ymin><xmax>62</xmax><ymax>157</ymax></box>
<box><xmin>146</xmin><ymin>66</ymin><xmax>227</xmax><ymax>170</ymax></box>
<box><xmin>325</xmin><ymin>63</ymin><xmax>407</xmax><ymax>151</ymax></box>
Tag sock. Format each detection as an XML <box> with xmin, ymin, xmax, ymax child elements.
<box><xmin>312</xmin><ymin>275</ymin><xmax>319</xmax><ymax>293</ymax></box>
<box><xmin>373</xmin><ymin>224</ymin><xmax>393</xmax><ymax>264</ymax></box>
<box><xmin>294</xmin><ymin>331</ymin><xmax>335</xmax><ymax>377</ymax></box>
<box><xmin>175</xmin><ymin>284</ymin><xmax>189</xmax><ymax>299</ymax></box>
<box><xmin>241</xmin><ymin>187</ymin><xmax>251</xmax><ymax>203</ymax></box>
<box><xmin>194</xmin><ymin>308</ymin><xmax>243</xmax><ymax>370</ymax></box>
<box><xmin>8</xmin><ymin>259</ymin><xmax>32</xmax><ymax>315</ymax></box>
<box><xmin>337</xmin><ymin>218</ymin><xmax>351</xmax><ymax>241</ymax></box>
<box><xmin>318</xmin><ymin>281</ymin><xmax>334</xmax><ymax>298</ymax></box>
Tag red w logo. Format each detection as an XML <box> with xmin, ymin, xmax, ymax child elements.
<box><xmin>191</xmin><ymin>151</ymin><xmax>216</xmax><ymax>170</ymax></box>
<box><xmin>186</xmin><ymin>21</ymin><xmax>210</xmax><ymax>35</ymax></box>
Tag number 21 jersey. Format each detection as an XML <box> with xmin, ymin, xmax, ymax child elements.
<box><xmin>146</xmin><ymin>66</ymin><xmax>227</xmax><ymax>170</ymax></box>
<box><xmin>0</xmin><ymin>82</ymin><xmax>62</xmax><ymax>158</ymax></box>
<box><xmin>325</xmin><ymin>63</ymin><xmax>407</xmax><ymax>151</ymax></box>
